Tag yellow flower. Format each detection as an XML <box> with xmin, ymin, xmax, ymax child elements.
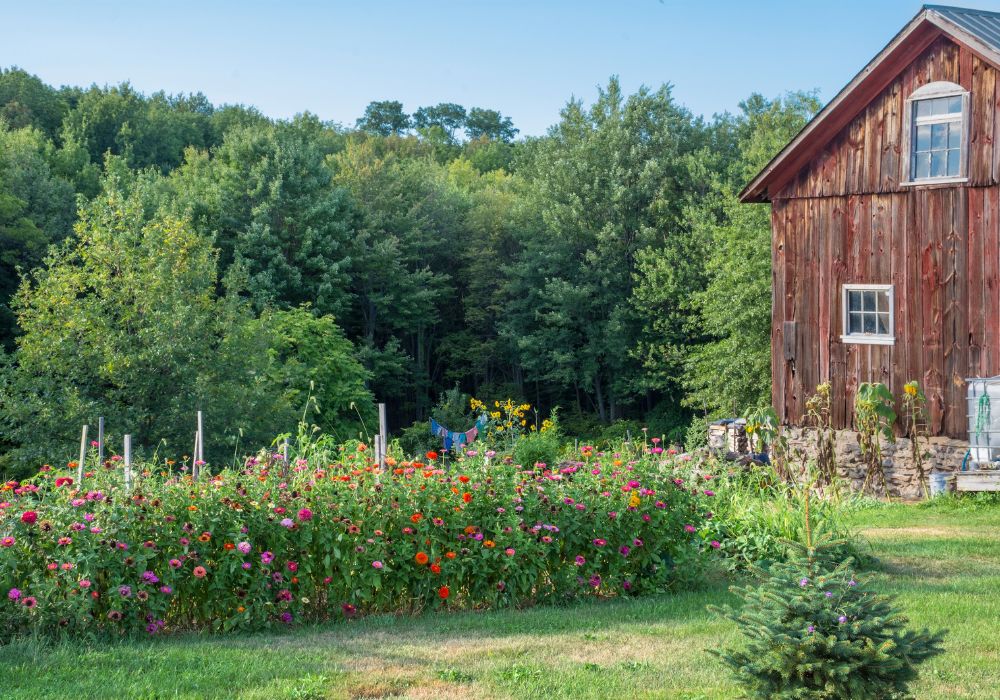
<box><xmin>629</xmin><ymin>493</ymin><xmax>641</xmax><ymax>508</ymax></box>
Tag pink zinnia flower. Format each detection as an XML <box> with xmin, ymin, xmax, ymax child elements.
<box><xmin>1</xmin><ymin>536</ymin><xmax>14</xmax><ymax>547</ymax></box>
<box><xmin>710</xmin><ymin>540</ymin><xmax>721</xmax><ymax>549</ymax></box>
<box><xmin>684</xmin><ymin>524</ymin><xmax>696</xmax><ymax>533</ymax></box>
<box><xmin>297</xmin><ymin>508</ymin><xmax>313</xmax><ymax>522</ymax></box>
<box><xmin>372</xmin><ymin>561</ymin><xmax>383</xmax><ymax>569</ymax></box>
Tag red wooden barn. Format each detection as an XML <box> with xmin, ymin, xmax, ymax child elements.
<box><xmin>741</xmin><ymin>4</ymin><xmax>1000</xmax><ymax>439</ymax></box>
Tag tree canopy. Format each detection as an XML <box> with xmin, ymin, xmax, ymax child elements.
<box><xmin>0</xmin><ymin>65</ymin><xmax>817</xmax><ymax>474</ymax></box>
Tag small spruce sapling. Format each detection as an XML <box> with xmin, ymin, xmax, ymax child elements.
<box><xmin>711</xmin><ymin>484</ymin><xmax>945</xmax><ymax>699</ymax></box>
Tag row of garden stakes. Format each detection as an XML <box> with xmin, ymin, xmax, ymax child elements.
<box><xmin>75</xmin><ymin>411</ymin><xmax>205</xmax><ymax>489</ymax></box>
<box><xmin>74</xmin><ymin>405</ymin><xmax>389</xmax><ymax>487</ymax></box>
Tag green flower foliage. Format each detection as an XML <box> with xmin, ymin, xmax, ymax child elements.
<box><xmin>0</xmin><ymin>443</ymin><xmax>711</xmax><ymax>637</ymax></box>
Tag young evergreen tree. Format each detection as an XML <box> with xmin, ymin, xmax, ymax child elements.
<box><xmin>712</xmin><ymin>493</ymin><xmax>945</xmax><ymax>699</ymax></box>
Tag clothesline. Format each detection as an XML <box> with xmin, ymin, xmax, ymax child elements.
<box><xmin>430</xmin><ymin>414</ymin><xmax>488</xmax><ymax>451</ymax></box>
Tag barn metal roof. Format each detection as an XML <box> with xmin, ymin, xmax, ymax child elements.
<box><xmin>925</xmin><ymin>5</ymin><xmax>1000</xmax><ymax>52</ymax></box>
<box><xmin>740</xmin><ymin>5</ymin><xmax>1000</xmax><ymax>203</ymax></box>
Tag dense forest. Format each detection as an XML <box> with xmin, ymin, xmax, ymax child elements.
<box><xmin>0</xmin><ymin>66</ymin><xmax>818</xmax><ymax>473</ymax></box>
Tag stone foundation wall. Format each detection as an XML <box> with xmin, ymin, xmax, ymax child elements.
<box><xmin>782</xmin><ymin>427</ymin><xmax>969</xmax><ymax>499</ymax></box>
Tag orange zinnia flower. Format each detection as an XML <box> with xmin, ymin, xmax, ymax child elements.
<box><xmin>438</xmin><ymin>585</ymin><xmax>450</xmax><ymax>600</ymax></box>
<box><xmin>415</xmin><ymin>551</ymin><xmax>429</xmax><ymax>565</ymax></box>
<box><xmin>484</xmin><ymin>540</ymin><xmax>496</xmax><ymax>548</ymax></box>
<box><xmin>445</xmin><ymin>551</ymin><xmax>456</xmax><ymax>559</ymax></box>
<box><xmin>458</xmin><ymin>475</ymin><xmax>470</xmax><ymax>483</ymax></box>
<box><xmin>462</xmin><ymin>493</ymin><xmax>472</xmax><ymax>503</ymax></box>
<box><xmin>223</xmin><ymin>543</ymin><xmax>235</xmax><ymax>550</ymax></box>
<box><xmin>410</xmin><ymin>513</ymin><xmax>423</xmax><ymax>523</ymax></box>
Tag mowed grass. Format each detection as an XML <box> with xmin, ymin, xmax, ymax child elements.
<box><xmin>3</xmin><ymin>499</ymin><xmax>999</xmax><ymax>700</ymax></box>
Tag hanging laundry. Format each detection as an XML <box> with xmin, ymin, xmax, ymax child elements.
<box><xmin>429</xmin><ymin>414</ymin><xmax>488</xmax><ymax>451</ymax></box>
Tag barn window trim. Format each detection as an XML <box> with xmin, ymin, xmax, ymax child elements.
<box><xmin>900</xmin><ymin>81</ymin><xmax>969</xmax><ymax>186</ymax></box>
<box><xmin>841</xmin><ymin>284</ymin><xmax>895</xmax><ymax>346</ymax></box>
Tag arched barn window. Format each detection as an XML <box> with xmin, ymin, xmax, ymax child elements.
<box><xmin>903</xmin><ymin>81</ymin><xmax>969</xmax><ymax>183</ymax></box>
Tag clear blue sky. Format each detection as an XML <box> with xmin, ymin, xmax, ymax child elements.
<box><xmin>6</xmin><ymin>1</ymin><xmax>1000</xmax><ymax>135</ymax></box>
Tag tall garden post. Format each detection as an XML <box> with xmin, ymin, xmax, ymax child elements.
<box><xmin>378</xmin><ymin>403</ymin><xmax>387</xmax><ymax>470</ymax></box>
<box><xmin>282</xmin><ymin>437</ymin><xmax>289</xmax><ymax>478</ymax></box>
<box><xmin>124</xmin><ymin>434</ymin><xmax>132</xmax><ymax>492</ymax></box>
<box><xmin>77</xmin><ymin>425</ymin><xmax>88</xmax><ymax>482</ymax></box>
<box><xmin>97</xmin><ymin>416</ymin><xmax>104</xmax><ymax>465</ymax></box>
<box><xmin>196</xmin><ymin>411</ymin><xmax>204</xmax><ymax>467</ymax></box>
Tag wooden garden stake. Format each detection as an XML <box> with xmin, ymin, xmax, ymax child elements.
<box><xmin>196</xmin><ymin>411</ymin><xmax>204</xmax><ymax>467</ymax></box>
<box><xmin>282</xmin><ymin>437</ymin><xmax>289</xmax><ymax>478</ymax></box>
<box><xmin>97</xmin><ymin>416</ymin><xmax>104</xmax><ymax>466</ymax></box>
<box><xmin>77</xmin><ymin>425</ymin><xmax>88</xmax><ymax>483</ymax></box>
<box><xmin>378</xmin><ymin>403</ymin><xmax>388</xmax><ymax>470</ymax></box>
<box><xmin>124</xmin><ymin>434</ymin><xmax>132</xmax><ymax>492</ymax></box>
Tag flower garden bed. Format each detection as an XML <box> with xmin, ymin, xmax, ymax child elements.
<box><xmin>0</xmin><ymin>444</ymin><xmax>716</xmax><ymax>637</ymax></box>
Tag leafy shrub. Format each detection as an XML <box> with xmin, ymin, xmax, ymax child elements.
<box><xmin>512</xmin><ymin>419</ymin><xmax>563</xmax><ymax>467</ymax></box>
<box><xmin>713</xmin><ymin>540</ymin><xmax>945</xmax><ymax>699</ymax></box>
<box><xmin>0</xmin><ymin>439</ymin><xmax>712</xmax><ymax>637</ymax></box>
<box><xmin>704</xmin><ymin>466</ymin><xmax>861</xmax><ymax>571</ymax></box>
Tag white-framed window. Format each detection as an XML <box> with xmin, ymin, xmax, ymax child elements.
<box><xmin>841</xmin><ymin>284</ymin><xmax>894</xmax><ymax>345</ymax></box>
<box><xmin>902</xmin><ymin>81</ymin><xmax>969</xmax><ymax>185</ymax></box>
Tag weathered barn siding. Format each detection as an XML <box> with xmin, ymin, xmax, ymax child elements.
<box><xmin>776</xmin><ymin>37</ymin><xmax>1000</xmax><ymax>199</ymax></box>
<box><xmin>769</xmin><ymin>33</ymin><xmax>1000</xmax><ymax>439</ymax></box>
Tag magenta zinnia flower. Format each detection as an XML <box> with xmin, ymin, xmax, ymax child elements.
<box><xmin>297</xmin><ymin>507</ymin><xmax>313</xmax><ymax>522</ymax></box>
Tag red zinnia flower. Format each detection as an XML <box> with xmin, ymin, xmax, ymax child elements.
<box><xmin>430</xmin><ymin>563</ymin><xmax>441</xmax><ymax>574</ymax></box>
<box><xmin>20</xmin><ymin>511</ymin><xmax>37</xmax><ymax>525</ymax></box>
<box><xmin>55</xmin><ymin>477</ymin><xmax>74</xmax><ymax>488</ymax></box>
<box><xmin>438</xmin><ymin>586</ymin><xmax>450</xmax><ymax>600</ymax></box>
<box><xmin>426</xmin><ymin>451</ymin><xmax>438</xmax><ymax>461</ymax></box>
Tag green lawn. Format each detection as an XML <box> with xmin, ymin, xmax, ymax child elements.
<box><xmin>3</xmin><ymin>500</ymin><xmax>998</xmax><ymax>700</ymax></box>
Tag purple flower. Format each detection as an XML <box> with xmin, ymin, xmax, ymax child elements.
<box><xmin>807</xmin><ymin>625</ymin><xmax>816</xmax><ymax>633</ymax></box>
<box><xmin>261</xmin><ymin>551</ymin><xmax>275</xmax><ymax>565</ymax></box>
<box><xmin>800</xmin><ymin>578</ymin><xmax>809</xmax><ymax>587</ymax></box>
<box><xmin>622</xmin><ymin>580</ymin><xmax>633</xmax><ymax>592</ymax></box>
<box><xmin>588</xmin><ymin>574</ymin><xmax>601</xmax><ymax>588</ymax></box>
<box><xmin>280</xmin><ymin>612</ymin><xmax>293</xmax><ymax>624</ymax></box>
<box><xmin>575</xmin><ymin>555</ymin><xmax>586</xmax><ymax>566</ymax></box>
<box><xmin>824</xmin><ymin>591</ymin><xmax>833</xmax><ymax>598</ymax></box>
<box><xmin>592</xmin><ymin>538</ymin><xmax>606</xmax><ymax>547</ymax></box>
<box><xmin>619</xmin><ymin>545</ymin><xmax>631</xmax><ymax>557</ymax></box>
<box><xmin>237</xmin><ymin>541</ymin><xmax>251</xmax><ymax>554</ymax></box>
<box><xmin>838</xmin><ymin>615</ymin><xmax>847</xmax><ymax>624</ymax></box>
<box><xmin>119</xmin><ymin>585</ymin><xmax>132</xmax><ymax>598</ymax></box>
<box><xmin>242</xmin><ymin>562</ymin><xmax>252</xmax><ymax>570</ymax></box>
<box><xmin>8</xmin><ymin>588</ymin><xmax>20</xmax><ymax>601</ymax></box>
<box><xmin>141</xmin><ymin>571</ymin><xmax>159</xmax><ymax>584</ymax></box>
<box><xmin>280</xmin><ymin>518</ymin><xmax>294</xmax><ymax>529</ymax></box>
<box><xmin>848</xmin><ymin>579</ymin><xmax>857</xmax><ymax>587</ymax></box>
<box><xmin>159</xmin><ymin>586</ymin><xmax>173</xmax><ymax>595</ymax></box>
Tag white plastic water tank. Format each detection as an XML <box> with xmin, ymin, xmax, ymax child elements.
<box><xmin>967</xmin><ymin>377</ymin><xmax>1000</xmax><ymax>466</ymax></box>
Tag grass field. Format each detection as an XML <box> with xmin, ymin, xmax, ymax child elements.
<box><xmin>3</xmin><ymin>498</ymin><xmax>998</xmax><ymax>699</ymax></box>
